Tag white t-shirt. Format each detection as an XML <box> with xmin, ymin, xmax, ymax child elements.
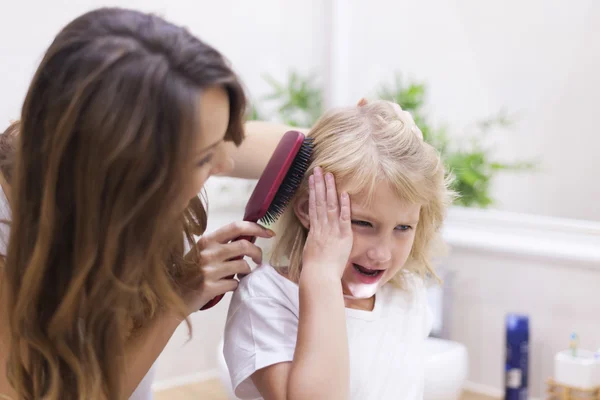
<box><xmin>0</xmin><ymin>184</ymin><xmax>156</xmax><ymax>400</ymax></box>
<box><xmin>224</xmin><ymin>264</ymin><xmax>433</xmax><ymax>400</ymax></box>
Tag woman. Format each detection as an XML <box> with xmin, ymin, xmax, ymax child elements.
<box><xmin>0</xmin><ymin>8</ymin><xmax>298</xmax><ymax>400</ymax></box>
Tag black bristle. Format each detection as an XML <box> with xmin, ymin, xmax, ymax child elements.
<box><xmin>261</xmin><ymin>137</ymin><xmax>314</xmax><ymax>225</ymax></box>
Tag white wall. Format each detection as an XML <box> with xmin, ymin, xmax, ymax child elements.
<box><xmin>332</xmin><ymin>0</ymin><xmax>600</xmax><ymax>222</ymax></box>
<box><xmin>0</xmin><ymin>0</ymin><xmax>327</xmax><ymax>129</ymax></box>
<box><xmin>1</xmin><ymin>0</ymin><xmax>598</xmax><ymax>222</ymax></box>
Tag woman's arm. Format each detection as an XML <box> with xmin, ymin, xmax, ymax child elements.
<box><xmin>123</xmin><ymin>311</ymin><xmax>181</xmax><ymax>397</ymax></box>
<box><xmin>222</xmin><ymin>121</ymin><xmax>309</xmax><ymax>180</ymax></box>
<box><xmin>124</xmin><ymin>219</ymin><xmax>274</xmax><ymax>396</ymax></box>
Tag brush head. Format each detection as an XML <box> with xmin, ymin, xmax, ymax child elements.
<box><xmin>244</xmin><ymin>130</ymin><xmax>313</xmax><ymax>225</ymax></box>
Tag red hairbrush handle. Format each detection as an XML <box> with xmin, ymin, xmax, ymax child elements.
<box><xmin>200</xmin><ymin>235</ymin><xmax>256</xmax><ymax>311</ymax></box>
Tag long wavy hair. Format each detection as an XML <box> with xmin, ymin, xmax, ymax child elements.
<box><xmin>1</xmin><ymin>8</ymin><xmax>246</xmax><ymax>399</ymax></box>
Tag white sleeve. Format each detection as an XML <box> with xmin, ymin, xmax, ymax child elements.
<box><xmin>423</xmin><ymin>298</ymin><xmax>434</xmax><ymax>338</ymax></box>
<box><xmin>223</xmin><ymin>294</ymin><xmax>298</xmax><ymax>400</ymax></box>
<box><xmin>411</xmin><ymin>275</ymin><xmax>434</xmax><ymax>339</ymax></box>
<box><xmin>0</xmin><ymin>186</ymin><xmax>12</xmax><ymax>257</ymax></box>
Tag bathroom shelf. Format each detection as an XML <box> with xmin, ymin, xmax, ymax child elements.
<box><xmin>546</xmin><ymin>378</ymin><xmax>600</xmax><ymax>400</ymax></box>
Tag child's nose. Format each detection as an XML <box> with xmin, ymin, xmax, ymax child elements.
<box><xmin>366</xmin><ymin>239</ymin><xmax>392</xmax><ymax>264</ymax></box>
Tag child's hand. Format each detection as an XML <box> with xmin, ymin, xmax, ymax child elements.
<box><xmin>301</xmin><ymin>167</ymin><xmax>352</xmax><ymax>280</ymax></box>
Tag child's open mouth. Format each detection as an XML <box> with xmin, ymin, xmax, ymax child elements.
<box><xmin>352</xmin><ymin>263</ymin><xmax>384</xmax><ymax>284</ymax></box>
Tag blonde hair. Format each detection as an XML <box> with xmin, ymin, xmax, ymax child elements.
<box><xmin>270</xmin><ymin>100</ymin><xmax>454</xmax><ymax>287</ymax></box>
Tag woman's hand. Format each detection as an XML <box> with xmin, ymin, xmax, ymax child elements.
<box><xmin>301</xmin><ymin>167</ymin><xmax>353</xmax><ymax>280</ymax></box>
<box><xmin>181</xmin><ymin>221</ymin><xmax>275</xmax><ymax>313</ymax></box>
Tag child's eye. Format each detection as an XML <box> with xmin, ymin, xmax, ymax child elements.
<box><xmin>351</xmin><ymin>220</ymin><xmax>372</xmax><ymax>227</ymax></box>
<box><xmin>395</xmin><ymin>225</ymin><xmax>412</xmax><ymax>232</ymax></box>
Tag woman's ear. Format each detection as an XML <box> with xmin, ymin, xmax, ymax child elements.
<box><xmin>293</xmin><ymin>195</ymin><xmax>310</xmax><ymax>229</ymax></box>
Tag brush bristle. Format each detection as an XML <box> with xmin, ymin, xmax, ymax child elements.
<box><xmin>261</xmin><ymin>137</ymin><xmax>314</xmax><ymax>225</ymax></box>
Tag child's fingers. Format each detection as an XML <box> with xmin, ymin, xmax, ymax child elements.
<box><xmin>313</xmin><ymin>167</ymin><xmax>327</xmax><ymax>223</ymax></box>
<box><xmin>325</xmin><ymin>172</ymin><xmax>339</xmax><ymax>222</ymax></box>
<box><xmin>308</xmin><ymin>174</ymin><xmax>317</xmax><ymax>228</ymax></box>
<box><xmin>339</xmin><ymin>192</ymin><xmax>352</xmax><ymax>233</ymax></box>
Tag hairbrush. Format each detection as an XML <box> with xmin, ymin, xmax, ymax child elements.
<box><xmin>200</xmin><ymin>130</ymin><xmax>313</xmax><ymax>310</ymax></box>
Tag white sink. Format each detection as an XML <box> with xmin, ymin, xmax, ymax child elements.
<box><xmin>423</xmin><ymin>337</ymin><xmax>469</xmax><ymax>400</ymax></box>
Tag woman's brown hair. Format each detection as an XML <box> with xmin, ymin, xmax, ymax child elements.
<box><xmin>2</xmin><ymin>8</ymin><xmax>246</xmax><ymax>399</ymax></box>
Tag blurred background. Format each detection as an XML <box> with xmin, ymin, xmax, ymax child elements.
<box><xmin>1</xmin><ymin>1</ymin><xmax>599</xmax><ymax>399</ymax></box>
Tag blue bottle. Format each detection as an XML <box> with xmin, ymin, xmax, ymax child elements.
<box><xmin>505</xmin><ymin>314</ymin><xmax>529</xmax><ymax>400</ymax></box>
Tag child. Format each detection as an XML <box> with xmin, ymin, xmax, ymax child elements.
<box><xmin>223</xmin><ymin>99</ymin><xmax>453</xmax><ymax>399</ymax></box>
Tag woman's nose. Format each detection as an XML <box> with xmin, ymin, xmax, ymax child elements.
<box><xmin>213</xmin><ymin>155</ymin><xmax>234</xmax><ymax>176</ymax></box>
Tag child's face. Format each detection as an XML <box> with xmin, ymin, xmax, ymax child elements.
<box><xmin>340</xmin><ymin>181</ymin><xmax>421</xmax><ymax>299</ymax></box>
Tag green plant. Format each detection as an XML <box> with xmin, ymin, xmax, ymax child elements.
<box><xmin>255</xmin><ymin>71</ymin><xmax>323</xmax><ymax>128</ymax></box>
<box><xmin>252</xmin><ymin>71</ymin><xmax>535</xmax><ymax>208</ymax></box>
<box><xmin>377</xmin><ymin>74</ymin><xmax>535</xmax><ymax>207</ymax></box>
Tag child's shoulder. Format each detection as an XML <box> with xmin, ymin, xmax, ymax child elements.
<box><xmin>378</xmin><ymin>274</ymin><xmax>434</xmax><ymax>338</ymax></box>
<box><xmin>234</xmin><ymin>263</ymin><xmax>298</xmax><ymax>302</ymax></box>
<box><xmin>381</xmin><ymin>272</ymin><xmax>430</xmax><ymax>308</ymax></box>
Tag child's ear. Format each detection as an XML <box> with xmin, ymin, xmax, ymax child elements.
<box><xmin>293</xmin><ymin>195</ymin><xmax>310</xmax><ymax>229</ymax></box>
